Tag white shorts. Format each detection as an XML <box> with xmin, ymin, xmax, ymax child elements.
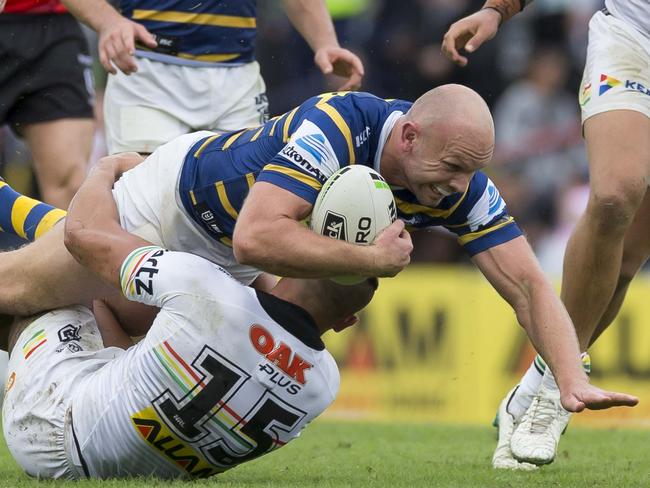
<box><xmin>112</xmin><ymin>131</ymin><xmax>262</xmax><ymax>285</ymax></box>
<box><xmin>104</xmin><ymin>58</ymin><xmax>268</xmax><ymax>154</ymax></box>
<box><xmin>579</xmin><ymin>11</ymin><xmax>650</xmax><ymax>124</ymax></box>
<box><xmin>2</xmin><ymin>306</ymin><xmax>121</xmax><ymax>480</ymax></box>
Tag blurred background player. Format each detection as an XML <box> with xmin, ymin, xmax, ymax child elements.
<box><xmin>3</xmin><ymin>157</ymin><xmax>378</xmax><ymax>479</ymax></box>
<box><xmin>442</xmin><ymin>0</ymin><xmax>650</xmax><ymax>469</ymax></box>
<box><xmin>0</xmin><ymin>0</ymin><xmax>94</xmax><ymax>208</ymax></box>
<box><xmin>61</xmin><ymin>0</ymin><xmax>365</xmax><ymax>155</ymax></box>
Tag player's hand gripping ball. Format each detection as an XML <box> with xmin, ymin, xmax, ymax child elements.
<box><xmin>310</xmin><ymin>166</ymin><xmax>397</xmax><ymax>284</ymax></box>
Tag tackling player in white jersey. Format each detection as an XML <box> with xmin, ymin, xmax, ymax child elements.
<box><xmin>2</xmin><ymin>158</ymin><xmax>377</xmax><ymax>480</ymax></box>
<box><xmin>443</xmin><ymin>0</ymin><xmax>650</xmax><ymax>470</ymax></box>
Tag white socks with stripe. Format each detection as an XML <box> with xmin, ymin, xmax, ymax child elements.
<box><xmin>507</xmin><ymin>353</ymin><xmax>591</xmax><ymax>420</ymax></box>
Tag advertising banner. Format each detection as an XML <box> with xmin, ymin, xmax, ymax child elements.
<box><xmin>323</xmin><ymin>266</ymin><xmax>650</xmax><ymax>427</ymax></box>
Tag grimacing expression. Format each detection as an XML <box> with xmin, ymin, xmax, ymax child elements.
<box><xmin>406</xmin><ymin>134</ymin><xmax>493</xmax><ymax>207</ymax></box>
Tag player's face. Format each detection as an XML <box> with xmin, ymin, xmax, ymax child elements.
<box><xmin>404</xmin><ymin>134</ymin><xmax>492</xmax><ymax>207</ymax></box>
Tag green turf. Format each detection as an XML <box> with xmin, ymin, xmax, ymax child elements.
<box><xmin>0</xmin><ymin>421</ymin><xmax>648</xmax><ymax>487</ymax></box>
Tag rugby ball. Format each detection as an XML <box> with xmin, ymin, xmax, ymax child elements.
<box><xmin>310</xmin><ymin>165</ymin><xmax>397</xmax><ymax>284</ymax></box>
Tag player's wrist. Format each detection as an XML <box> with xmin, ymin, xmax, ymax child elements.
<box><xmin>481</xmin><ymin>0</ymin><xmax>524</xmax><ymax>24</ymax></box>
<box><xmin>555</xmin><ymin>367</ymin><xmax>589</xmax><ymax>394</ymax></box>
<box><xmin>479</xmin><ymin>7</ymin><xmax>504</xmax><ymax>26</ymax></box>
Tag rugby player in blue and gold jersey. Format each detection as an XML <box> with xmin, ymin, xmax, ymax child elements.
<box><xmin>0</xmin><ymin>85</ymin><xmax>638</xmax><ymax>418</ymax></box>
<box><xmin>61</xmin><ymin>0</ymin><xmax>365</xmax><ymax>154</ymax></box>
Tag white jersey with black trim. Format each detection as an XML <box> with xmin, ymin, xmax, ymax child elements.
<box><xmin>604</xmin><ymin>0</ymin><xmax>650</xmax><ymax>37</ymax></box>
<box><xmin>69</xmin><ymin>247</ymin><xmax>339</xmax><ymax>479</ymax></box>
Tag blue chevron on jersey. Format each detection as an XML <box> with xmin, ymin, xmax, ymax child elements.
<box><xmin>122</xmin><ymin>0</ymin><xmax>258</xmax><ymax>65</ymax></box>
<box><xmin>295</xmin><ymin>134</ymin><xmax>329</xmax><ymax>163</ymax></box>
<box><xmin>176</xmin><ymin>91</ymin><xmax>522</xmax><ymax>255</ymax></box>
<box><xmin>278</xmin><ymin>120</ymin><xmax>339</xmax><ymax>183</ymax></box>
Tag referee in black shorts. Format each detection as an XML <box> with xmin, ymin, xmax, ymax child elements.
<box><xmin>0</xmin><ymin>0</ymin><xmax>94</xmax><ymax>209</ymax></box>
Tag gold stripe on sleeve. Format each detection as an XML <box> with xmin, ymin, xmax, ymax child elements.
<box><xmin>262</xmin><ymin>164</ymin><xmax>322</xmax><ymax>191</ymax></box>
<box><xmin>457</xmin><ymin>217</ymin><xmax>515</xmax><ymax>245</ymax></box>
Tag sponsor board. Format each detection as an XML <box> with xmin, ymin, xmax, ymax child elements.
<box><xmin>323</xmin><ymin>266</ymin><xmax>650</xmax><ymax>427</ymax></box>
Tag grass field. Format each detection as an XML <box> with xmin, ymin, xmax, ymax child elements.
<box><xmin>0</xmin><ymin>420</ymin><xmax>647</xmax><ymax>487</ymax></box>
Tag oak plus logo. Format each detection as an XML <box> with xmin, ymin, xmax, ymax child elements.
<box><xmin>250</xmin><ymin>324</ymin><xmax>313</xmax><ymax>385</ymax></box>
<box><xmin>321</xmin><ymin>211</ymin><xmax>347</xmax><ymax>241</ymax></box>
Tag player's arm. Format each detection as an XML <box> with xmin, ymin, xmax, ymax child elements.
<box><xmin>234</xmin><ymin>181</ymin><xmax>411</xmax><ymax>278</ymax></box>
<box><xmin>92</xmin><ymin>299</ymin><xmax>135</xmax><ymax>349</ymax></box>
<box><xmin>281</xmin><ymin>0</ymin><xmax>364</xmax><ymax>90</ymax></box>
<box><xmin>64</xmin><ymin>153</ymin><xmax>152</xmax><ymax>288</ymax></box>
<box><xmin>61</xmin><ymin>0</ymin><xmax>156</xmax><ymax>74</ymax></box>
<box><xmin>472</xmin><ymin>237</ymin><xmax>638</xmax><ymax>411</ymax></box>
<box><xmin>441</xmin><ymin>0</ymin><xmax>533</xmax><ymax>67</ymax></box>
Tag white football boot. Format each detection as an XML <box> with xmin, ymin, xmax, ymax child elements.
<box><xmin>510</xmin><ymin>383</ymin><xmax>571</xmax><ymax>465</ymax></box>
<box><xmin>492</xmin><ymin>387</ymin><xmax>538</xmax><ymax>471</ymax></box>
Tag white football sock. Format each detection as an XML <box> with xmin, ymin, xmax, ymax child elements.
<box><xmin>507</xmin><ymin>355</ymin><xmax>546</xmax><ymax>419</ymax></box>
<box><xmin>542</xmin><ymin>366</ymin><xmax>559</xmax><ymax>393</ymax></box>
<box><xmin>541</xmin><ymin>352</ymin><xmax>591</xmax><ymax>394</ymax></box>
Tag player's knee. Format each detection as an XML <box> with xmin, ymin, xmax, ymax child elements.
<box><xmin>587</xmin><ymin>187</ymin><xmax>644</xmax><ymax>234</ymax></box>
<box><xmin>42</xmin><ymin>164</ymin><xmax>86</xmax><ymax>208</ymax></box>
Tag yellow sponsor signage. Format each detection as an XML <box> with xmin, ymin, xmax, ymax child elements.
<box><xmin>323</xmin><ymin>266</ymin><xmax>650</xmax><ymax>427</ymax></box>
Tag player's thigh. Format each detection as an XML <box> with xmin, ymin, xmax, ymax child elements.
<box><xmin>210</xmin><ymin>62</ymin><xmax>269</xmax><ymax>130</ymax></box>
<box><xmin>584</xmin><ymin>111</ymin><xmax>650</xmax><ymax>200</ymax></box>
<box><xmin>0</xmin><ymin>222</ymin><xmax>110</xmax><ymax>315</ymax></box>
<box><xmin>104</xmin><ymin>61</ymin><xmax>193</xmax><ymax>154</ymax></box>
<box><xmin>580</xmin><ymin>11</ymin><xmax>650</xmax><ymax>201</ymax></box>
<box><xmin>3</xmin><ymin>306</ymin><xmax>107</xmax><ymax>480</ymax></box>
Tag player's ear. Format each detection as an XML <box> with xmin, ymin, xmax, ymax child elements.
<box><xmin>331</xmin><ymin>314</ymin><xmax>359</xmax><ymax>333</ymax></box>
<box><xmin>401</xmin><ymin>121</ymin><xmax>419</xmax><ymax>151</ymax></box>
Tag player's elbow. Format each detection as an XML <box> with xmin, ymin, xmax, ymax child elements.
<box><xmin>232</xmin><ymin>225</ymin><xmax>265</xmax><ymax>266</ymax></box>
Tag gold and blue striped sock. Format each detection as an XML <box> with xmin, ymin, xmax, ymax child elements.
<box><xmin>0</xmin><ymin>179</ymin><xmax>67</xmax><ymax>241</ymax></box>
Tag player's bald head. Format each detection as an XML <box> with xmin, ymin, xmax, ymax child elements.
<box><xmin>405</xmin><ymin>84</ymin><xmax>495</xmax><ymax>167</ymax></box>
